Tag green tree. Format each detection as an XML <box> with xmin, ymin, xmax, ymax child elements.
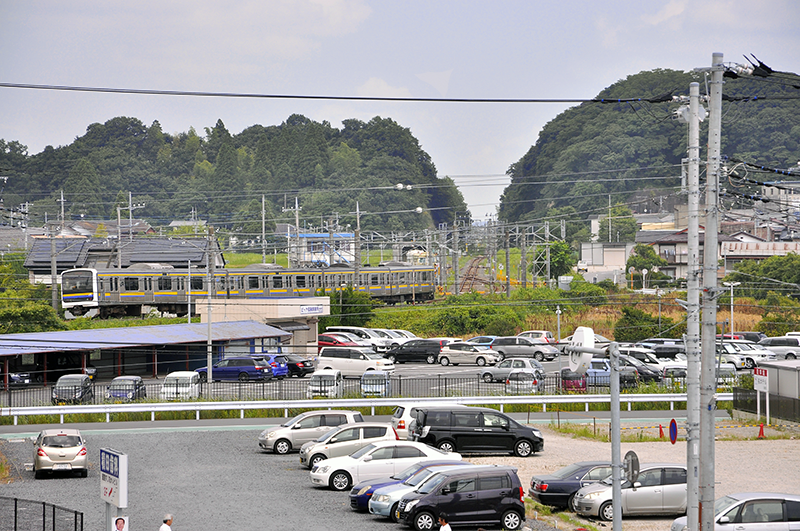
<box><xmin>598</xmin><ymin>204</ymin><xmax>637</xmax><ymax>243</ymax></box>
<box><xmin>544</xmin><ymin>240</ymin><xmax>578</xmax><ymax>279</ymax></box>
<box><xmin>614</xmin><ymin>306</ymin><xmax>674</xmax><ymax>342</ymax></box>
<box><xmin>318</xmin><ymin>287</ymin><xmax>376</xmax><ymax>328</ymax></box>
<box><xmin>64</xmin><ymin>158</ymin><xmax>105</xmax><ymax>218</ymax></box>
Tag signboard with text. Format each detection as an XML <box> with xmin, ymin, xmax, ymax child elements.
<box><xmin>754</xmin><ymin>367</ymin><xmax>769</xmax><ymax>393</ymax></box>
<box><xmin>300</xmin><ymin>305</ymin><xmax>324</xmax><ymax>315</ymax></box>
<box><xmin>100</xmin><ymin>448</ymin><xmax>128</xmax><ymax>508</ymax></box>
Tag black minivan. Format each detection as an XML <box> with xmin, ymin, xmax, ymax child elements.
<box><xmin>410</xmin><ymin>406</ymin><xmax>544</xmax><ymax>457</ymax></box>
<box><xmin>397</xmin><ymin>465</ymin><xmax>526</xmax><ymax>530</ymax></box>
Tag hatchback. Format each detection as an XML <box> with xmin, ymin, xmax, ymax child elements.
<box><xmin>437</xmin><ymin>343</ymin><xmax>500</xmax><ymax>366</ymax></box>
<box><xmin>299</xmin><ymin>421</ymin><xmax>398</xmax><ymax>468</ymax></box>
<box><xmin>51</xmin><ymin>374</ymin><xmax>94</xmax><ymax>405</ymax></box>
<box><xmin>262</xmin><ymin>354</ymin><xmax>289</xmax><ymax>379</ymax></box>
<box><xmin>671</xmin><ymin>492</ymin><xmax>800</xmax><ymax>531</ymax></box>
<box><xmin>504</xmin><ymin>368</ymin><xmax>545</xmax><ymax>394</ymax></box>
<box><xmin>529</xmin><ymin>461</ymin><xmax>612</xmax><ymax>509</ymax></box>
<box><xmin>33</xmin><ymin>428</ymin><xmax>89</xmax><ymax>478</ymax></box>
<box><xmin>258</xmin><ymin>409</ymin><xmax>363</xmax><ymax>454</ymax></box>
<box><xmin>481</xmin><ymin>357</ymin><xmax>545</xmax><ymax>383</ymax></box>
<box><xmin>105</xmin><ymin>375</ymin><xmax>147</xmax><ymax>401</ymax></box>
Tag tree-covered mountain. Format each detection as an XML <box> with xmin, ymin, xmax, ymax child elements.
<box><xmin>499</xmin><ymin>68</ymin><xmax>800</xmax><ymax>224</ymax></box>
<box><xmin>0</xmin><ymin>114</ymin><xmax>467</xmax><ymax>236</ymax></box>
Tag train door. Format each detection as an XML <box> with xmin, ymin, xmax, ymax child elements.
<box><xmin>104</xmin><ymin>276</ymin><xmax>121</xmax><ymax>303</ymax></box>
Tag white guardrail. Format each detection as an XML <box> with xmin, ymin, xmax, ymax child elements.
<box><xmin>1</xmin><ymin>393</ymin><xmax>733</xmax><ymax>426</ymax></box>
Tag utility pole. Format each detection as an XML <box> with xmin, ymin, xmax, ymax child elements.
<box><xmin>282</xmin><ymin>197</ymin><xmax>301</xmax><ymax>268</ymax></box>
<box><xmin>520</xmin><ymin>226</ymin><xmax>527</xmax><ymax>289</ymax></box>
<box><xmin>504</xmin><ymin>227</ymin><xmax>510</xmax><ymax>296</ymax></box>
<box><xmin>354</xmin><ymin>202</ymin><xmax>361</xmax><ymax>286</ymax></box>
<box><xmin>261</xmin><ymin>195</ymin><xmax>266</xmax><ymax>264</ymax></box>
<box><xmin>453</xmin><ymin>221</ymin><xmax>459</xmax><ymax>294</ymax></box>
<box><xmin>699</xmin><ymin>52</ymin><xmax>724</xmax><ymax>531</ymax></box>
<box><xmin>206</xmin><ymin>226</ymin><xmax>215</xmax><ymax>382</ymax></box>
<box><xmin>126</xmin><ymin>192</ymin><xmax>145</xmax><ymax>241</ymax></box>
<box><xmin>59</xmin><ymin>190</ymin><xmax>65</xmax><ymax>233</ymax></box>
<box><xmin>50</xmin><ymin>227</ymin><xmax>58</xmax><ymax>311</ymax></box>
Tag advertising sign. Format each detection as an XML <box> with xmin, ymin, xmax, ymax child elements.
<box><xmin>100</xmin><ymin>448</ymin><xmax>128</xmax><ymax>508</ymax></box>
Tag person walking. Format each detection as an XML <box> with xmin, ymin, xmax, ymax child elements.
<box><xmin>159</xmin><ymin>514</ymin><xmax>173</xmax><ymax>531</ymax></box>
<box><xmin>437</xmin><ymin>513</ymin><xmax>452</xmax><ymax>531</ymax></box>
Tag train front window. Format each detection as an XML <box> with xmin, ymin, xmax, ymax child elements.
<box><xmin>62</xmin><ymin>271</ymin><xmax>93</xmax><ymax>294</ymax></box>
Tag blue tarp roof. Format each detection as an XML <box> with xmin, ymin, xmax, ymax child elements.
<box><xmin>0</xmin><ymin>321</ymin><xmax>291</xmax><ymax>357</ymax></box>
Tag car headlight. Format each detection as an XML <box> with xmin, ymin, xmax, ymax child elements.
<box><xmin>358</xmin><ymin>486</ymin><xmax>371</xmax><ymax>495</ymax></box>
<box><xmin>531</xmin><ymin>429</ymin><xmax>542</xmax><ymax>438</ymax></box>
<box><xmin>105</xmin><ymin>392</ymin><xmax>111</xmax><ymax>399</ymax></box>
<box><xmin>267</xmin><ymin>431</ymin><xmax>276</xmax><ymax>438</ymax></box>
<box><xmin>583</xmin><ymin>491</ymin><xmax>603</xmax><ymax>500</ymax></box>
<box><xmin>405</xmin><ymin>499</ymin><xmax>419</xmax><ymax>511</ymax></box>
<box><xmin>317</xmin><ymin>465</ymin><xmax>330</xmax><ymax>473</ymax></box>
<box><xmin>127</xmin><ymin>391</ymin><xmax>133</xmax><ymax>399</ymax></box>
<box><xmin>374</xmin><ymin>494</ymin><xmax>391</xmax><ymax>503</ymax></box>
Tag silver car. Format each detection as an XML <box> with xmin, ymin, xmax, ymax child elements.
<box><xmin>258</xmin><ymin>410</ymin><xmax>364</xmax><ymax>454</ymax></box>
<box><xmin>671</xmin><ymin>492</ymin><xmax>800</xmax><ymax>531</ymax></box>
<box><xmin>573</xmin><ymin>463</ymin><xmax>687</xmax><ymax>521</ymax></box>
<box><xmin>299</xmin><ymin>422</ymin><xmax>397</xmax><ymax>468</ymax></box>
<box><xmin>437</xmin><ymin>342</ymin><xmax>500</xmax><ymax>366</ymax></box>
<box><xmin>481</xmin><ymin>357</ymin><xmax>545</xmax><ymax>383</ymax></box>
<box><xmin>33</xmin><ymin>428</ymin><xmax>89</xmax><ymax>479</ymax></box>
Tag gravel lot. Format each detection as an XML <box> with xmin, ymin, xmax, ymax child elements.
<box><xmin>1</xmin><ymin>421</ymin><xmax>798</xmax><ymax>531</ymax></box>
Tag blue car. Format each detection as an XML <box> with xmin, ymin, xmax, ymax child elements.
<box><xmin>529</xmin><ymin>460</ymin><xmax>612</xmax><ymax>509</ymax></box>
<box><xmin>261</xmin><ymin>354</ymin><xmax>289</xmax><ymax>379</ymax></box>
<box><xmin>196</xmin><ymin>356</ymin><xmax>273</xmax><ymax>382</ymax></box>
<box><xmin>348</xmin><ymin>459</ymin><xmax>467</xmax><ymax>511</ymax></box>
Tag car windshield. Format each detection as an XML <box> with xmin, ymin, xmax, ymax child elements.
<box><xmin>404</xmin><ymin>467</ymin><xmax>438</xmax><ymax>486</ymax></box>
<box><xmin>417</xmin><ymin>473</ymin><xmax>448</xmax><ymax>494</ymax></box>
<box><xmin>310</xmin><ymin>375</ymin><xmax>336</xmax><ymax>386</ymax></box>
<box><xmin>42</xmin><ymin>435</ymin><xmax>81</xmax><ymax>447</ymax></box>
<box><xmin>362</xmin><ymin>374</ymin><xmax>386</xmax><ymax>382</ymax></box>
<box><xmin>714</xmin><ymin>495</ymin><xmax>739</xmax><ymax>516</ymax></box>
<box><xmin>350</xmin><ymin>443</ymin><xmax>378</xmax><ymax>459</ymax></box>
<box><xmin>552</xmin><ymin>463</ymin><xmax>587</xmax><ymax>479</ymax></box>
<box><xmin>164</xmin><ymin>377</ymin><xmax>191</xmax><ymax>385</ymax></box>
<box><xmin>55</xmin><ymin>377</ymin><xmax>84</xmax><ymax>387</ymax></box>
<box><xmin>365</xmin><ymin>352</ymin><xmax>385</xmax><ymax>360</ymax></box>
<box><xmin>109</xmin><ymin>381</ymin><xmax>137</xmax><ymax>390</ymax></box>
<box><xmin>393</xmin><ymin>462</ymin><xmax>425</xmax><ymax>481</ymax></box>
<box><xmin>316</xmin><ymin>428</ymin><xmax>340</xmax><ymax>443</ymax></box>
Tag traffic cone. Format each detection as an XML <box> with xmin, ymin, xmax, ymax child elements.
<box><xmin>757</xmin><ymin>423</ymin><xmax>765</xmax><ymax>439</ymax></box>
<box><xmin>659</xmin><ymin>424</ymin><xmax>664</xmax><ymax>438</ymax></box>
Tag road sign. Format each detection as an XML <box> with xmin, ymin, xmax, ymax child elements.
<box><xmin>754</xmin><ymin>367</ymin><xmax>769</xmax><ymax>392</ymax></box>
<box><xmin>623</xmin><ymin>450</ymin><xmax>639</xmax><ymax>484</ymax></box>
<box><xmin>100</xmin><ymin>448</ymin><xmax>128</xmax><ymax>508</ymax></box>
<box><xmin>669</xmin><ymin>419</ymin><xmax>678</xmax><ymax>445</ymax></box>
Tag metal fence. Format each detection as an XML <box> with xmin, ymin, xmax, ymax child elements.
<box><xmin>0</xmin><ymin>496</ymin><xmax>84</xmax><ymax>531</ymax></box>
<box><xmin>733</xmin><ymin>387</ymin><xmax>800</xmax><ymax>423</ymax></box>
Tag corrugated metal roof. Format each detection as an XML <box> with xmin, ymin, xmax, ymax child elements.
<box><xmin>0</xmin><ymin>320</ymin><xmax>291</xmax><ymax>357</ymax></box>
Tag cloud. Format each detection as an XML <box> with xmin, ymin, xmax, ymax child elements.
<box><xmin>356</xmin><ymin>78</ymin><xmax>412</xmax><ymax>98</ymax></box>
<box><xmin>641</xmin><ymin>0</ymin><xmax>688</xmax><ymax>26</ymax></box>
<box><xmin>416</xmin><ymin>70</ymin><xmax>453</xmax><ymax>97</ymax></box>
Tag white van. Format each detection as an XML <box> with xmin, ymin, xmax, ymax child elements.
<box><xmin>160</xmin><ymin>371</ymin><xmax>202</xmax><ymax>400</ymax></box>
<box><xmin>306</xmin><ymin>369</ymin><xmax>344</xmax><ymax>398</ymax></box>
<box><xmin>316</xmin><ymin>347</ymin><xmax>395</xmax><ymax>377</ymax></box>
<box><xmin>325</xmin><ymin>326</ymin><xmax>392</xmax><ymax>351</ymax></box>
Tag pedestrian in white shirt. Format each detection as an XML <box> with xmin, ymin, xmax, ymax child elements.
<box><xmin>159</xmin><ymin>514</ymin><xmax>173</xmax><ymax>531</ymax></box>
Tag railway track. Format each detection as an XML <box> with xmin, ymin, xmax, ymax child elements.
<box><xmin>459</xmin><ymin>255</ymin><xmax>488</xmax><ymax>293</ymax></box>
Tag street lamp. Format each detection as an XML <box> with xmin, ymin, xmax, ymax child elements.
<box><xmin>723</xmin><ymin>281</ymin><xmax>741</xmax><ymax>337</ymax></box>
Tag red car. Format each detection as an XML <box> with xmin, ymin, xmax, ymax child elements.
<box><xmin>560</xmin><ymin>367</ymin><xmax>587</xmax><ymax>392</ymax></box>
<box><xmin>317</xmin><ymin>334</ymin><xmax>359</xmax><ymax>352</ymax></box>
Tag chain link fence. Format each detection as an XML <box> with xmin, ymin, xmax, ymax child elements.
<box><xmin>0</xmin><ymin>496</ymin><xmax>84</xmax><ymax>531</ymax></box>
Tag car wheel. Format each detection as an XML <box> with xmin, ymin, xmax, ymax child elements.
<box><xmin>437</xmin><ymin>440</ymin><xmax>456</xmax><ymax>453</ymax></box>
<box><xmin>439</xmin><ymin>357</ymin><xmax>450</xmax><ymax>366</ymax></box>
<box><xmin>238</xmin><ymin>372</ymin><xmax>250</xmax><ymax>382</ymax></box>
<box><xmin>482</xmin><ymin>373</ymin><xmax>494</xmax><ymax>383</ymax></box>
<box><xmin>788</xmin><ymin>354</ymin><xmax>797</xmax><ymax>360</ymax></box>
<box><xmin>390</xmin><ymin>502</ymin><xmax>400</xmax><ymax>523</ymax></box>
<box><xmin>745</xmin><ymin>358</ymin><xmax>755</xmax><ymax>369</ymax></box>
<box><xmin>599</xmin><ymin>501</ymin><xmax>614</xmax><ymax>521</ymax></box>
<box><xmin>568</xmin><ymin>494</ymin><xmax>577</xmax><ymax>512</ymax></box>
<box><xmin>34</xmin><ymin>469</ymin><xmax>44</xmax><ymax>479</ymax></box>
<box><xmin>426</xmin><ymin>355</ymin><xmax>436</xmax><ymax>364</ymax></box>
<box><xmin>476</xmin><ymin>357</ymin><xmax>486</xmax><ymax>366</ymax></box>
<box><xmin>330</xmin><ymin>470</ymin><xmax>352</xmax><ymax>491</ymax></box>
<box><xmin>496</xmin><ymin>351</ymin><xmax>505</xmax><ymax>361</ymax></box>
<box><xmin>514</xmin><ymin>439</ymin><xmax>533</xmax><ymax>457</ymax></box>
<box><xmin>274</xmin><ymin>439</ymin><xmax>291</xmax><ymax>454</ymax></box>
<box><xmin>80</xmin><ymin>469</ymin><xmax>88</xmax><ymax>478</ymax></box>
<box><xmin>310</xmin><ymin>454</ymin><xmax>326</xmax><ymax>467</ymax></box>
<box><xmin>534</xmin><ymin>352</ymin><xmax>544</xmax><ymax>362</ymax></box>
<box><xmin>502</xmin><ymin>510</ymin><xmax>523</xmax><ymax>531</ymax></box>
<box><xmin>388</xmin><ymin>355</ymin><xmax>397</xmax><ymax>364</ymax></box>
<box><xmin>198</xmin><ymin>372</ymin><xmax>207</xmax><ymax>383</ymax></box>
<box><xmin>414</xmin><ymin>511</ymin><xmax>436</xmax><ymax>531</ymax></box>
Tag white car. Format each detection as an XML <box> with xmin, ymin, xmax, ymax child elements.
<box><xmin>437</xmin><ymin>343</ymin><xmax>500</xmax><ymax>366</ymax></box>
<box><xmin>370</xmin><ymin>328</ymin><xmax>412</xmax><ymax>349</ymax></box>
<box><xmin>671</xmin><ymin>492</ymin><xmax>800</xmax><ymax>531</ymax></box>
<box><xmin>723</xmin><ymin>340</ymin><xmax>776</xmax><ymax>369</ymax></box>
<box><xmin>316</xmin><ymin>347</ymin><xmax>395</xmax><ymax>377</ymax></box>
<box><xmin>160</xmin><ymin>371</ymin><xmax>201</xmax><ymax>400</ymax></box>
<box><xmin>309</xmin><ymin>440</ymin><xmax>461</xmax><ymax>491</ymax></box>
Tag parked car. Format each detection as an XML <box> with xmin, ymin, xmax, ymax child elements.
<box><xmin>529</xmin><ymin>460</ymin><xmax>612</xmax><ymax>509</ymax></box>
<box><xmin>465</xmin><ymin>335</ymin><xmax>498</xmax><ymax>346</ymax></box>
<box><xmin>360</xmin><ymin>370</ymin><xmax>392</xmax><ymax>397</ymax></box>
<box><xmin>306</xmin><ymin>369</ymin><xmax>344</xmax><ymax>398</ymax></box>
<box><xmin>722</xmin><ymin>340</ymin><xmax>777</xmax><ymax>368</ymax></box>
<box><xmin>557</xmin><ymin>333</ymin><xmax>611</xmax><ymax>353</ymax></box>
<box><xmin>261</xmin><ymin>354</ymin><xmax>289</xmax><ymax>379</ymax></box>
<box><xmin>504</xmin><ymin>368</ymin><xmax>545</xmax><ymax>394</ymax></box>
<box><xmin>159</xmin><ymin>371</ymin><xmax>201</xmax><ymax>400</ymax></box>
<box><xmin>517</xmin><ymin>330</ymin><xmax>555</xmax><ymax>343</ymax></box>
<box><xmin>734</xmin><ymin>331</ymin><xmax>768</xmax><ymax>343</ymax></box>
<box><xmin>316</xmin><ymin>347</ymin><xmax>395</xmax><ymax>377</ymax></box>
<box><xmin>32</xmin><ymin>428</ymin><xmax>89</xmax><ymax>479</ymax></box>
<box><xmin>299</xmin><ymin>421</ymin><xmax>398</xmax><ymax>468</ymax></box>
<box><xmin>384</xmin><ymin>339</ymin><xmax>441</xmax><ymax>364</ymax></box>
<box><xmin>324</xmin><ymin>331</ymin><xmax>374</xmax><ymax>349</ymax></box>
<box><xmin>8</xmin><ymin>370</ymin><xmax>33</xmax><ymax>387</ymax></box>
<box><xmin>490</xmin><ymin>336</ymin><xmax>560</xmax><ymax>361</ymax></box>
<box><xmin>390</xmin><ymin>403</ymin><xmax>470</xmax><ymax>441</ymax></box>
<box><xmin>617</xmin><ymin>346</ymin><xmax>672</xmax><ymax>371</ymax></box>
<box><xmin>618</xmin><ymin>354</ymin><xmax>662</xmax><ymax>383</ymax></box>
<box><xmin>437</xmin><ymin>342</ymin><xmax>500</xmax><ymax>366</ymax></box>
<box><xmin>391</xmin><ymin>329</ymin><xmax>419</xmax><ymax>340</ymax></box>
<box><xmin>317</xmin><ymin>333</ymin><xmax>360</xmax><ymax>351</ymax></box>
<box><xmin>325</xmin><ymin>326</ymin><xmax>392</xmax><ymax>351</ymax></box>
<box><xmin>759</xmin><ymin>336</ymin><xmax>800</xmax><ymax>360</ymax></box>
<box><xmin>370</xmin><ymin>328</ymin><xmax>412</xmax><ymax>348</ymax></box>
<box><xmin>397</xmin><ymin>465</ymin><xmax>526</xmax><ymax>531</ymax></box>
<box><xmin>356</xmin><ymin>461</ymin><xmax>470</xmax><ymax>515</ymax></box>
<box><xmin>410</xmin><ymin>405</ymin><xmax>544</xmax><ymax>457</ymax></box>
<box><xmin>105</xmin><ymin>375</ymin><xmax>147</xmax><ymax>401</ymax></box>
<box><xmin>481</xmin><ymin>357</ymin><xmax>545</xmax><ymax>383</ymax></box>
<box><xmin>586</xmin><ymin>358</ymin><xmax>639</xmax><ymax>389</ymax></box>
<box><xmin>560</xmin><ymin>367</ymin><xmax>587</xmax><ymax>392</ymax></box>
<box><xmin>368</xmin><ymin>465</ymin><xmax>470</xmax><ymax>521</ymax></box>
<box><xmin>284</xmin><ymin>353</ymin><xmax>315</xmax><ymax>377</ymax></box>
<box><xmin>51</xmin><ymin>374</ymin><xmax>94</xmax><ymax>405</ymax></box>
<box><xmin>573</xmin><ymin>463</ymin><xmax>687</xmax><ymax>521</ymax></box>
<box><xmin>670</xmin><ymin>492</ymin><xmax>800</xmax><ymax>531</ymax></box>
<box><xmin>309</xmin><ymin>440</ymin><xmax>462</xmax><ymax>491</ymax></box>
<box><xmin>195</xmin><ymin>356</ymin><xmax>273</xmax><ymax>382</ymax></box>
<box><xmin>258</xmin><ymin>409</ymin><xmax>363</xmax><ymax>454</ymax></box>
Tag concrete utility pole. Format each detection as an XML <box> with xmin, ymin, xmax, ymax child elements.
<box><xmin>282</xmin><ymin>197</ymin><xmax>301</xmax><ymax>268</ymax></box>
<box><xmin>520</xmin><ymin>226</ymin><xmax>527</xmax><ymax>289</ymax></box>
<box><xmin>354</xmin><ymin>202</ymin><xmax>361</xmax><ymax>286</ymax></box>
<box><xmin>261</xmin><ymin>195</ymin><xmax>266</xmax><ymax>264</ymax></box>
<box><xmin>206</xmin><ymin>227</ymin><xmax>215</xmax><ymax>382</ymax></box>
<box><xmin>699</xmin><ymin>52</ymin><xmax>724</xmax><ymax>531</ymax></box>
<box><xmin>504</xmin><ymin>227</ymin><xmax>511</xmax><ymax>296</ymax></box>
<box><xmin>453</xmin><ymin>222</ymin><xmax>459</xmax><ymax>294</ymax></box>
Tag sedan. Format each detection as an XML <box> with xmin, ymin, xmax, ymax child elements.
<box><xmin>105</xmin><ymin>375</ymin><xmax>147</xmax><ymax>401</ymax></box>
<box><xmin>573</xmin><ymin>463</ymin><xmax>687</xmax><ymax>521</ymax></box>
<box><xmin>284</xmin><ymin>354</ymin><xmax>315</xmax><ymax>377</ymax></box>
<box><xmin>33</xmin><ymin>428</ymin><xmax>88</xmax><ymax>478</ymax></box>
<box><xmin>671</xmin><ymin>492</ymin><xmax>800</xmax><ymax>531</ymax></box>
<box><xmin>310</xmin><ymin>440</ymin><xmax>462</xmax><ymax>491</ymax></box>
<box><xmin>529</xmin><ymin>461</ymin><xmax>612</xmax><ymax>509</ymax></box>
<box><xmin>481</xmin><ymin>357</ymin><xmax>545</xmax><ymax>383</ymax></box>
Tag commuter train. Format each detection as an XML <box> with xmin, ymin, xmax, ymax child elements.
<box><xmin>60</xmin><ymin>262</ymin><xmax>436</xmax><ymax>318</ymax></box>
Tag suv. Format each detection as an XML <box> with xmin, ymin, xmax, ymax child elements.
<box><xmin>490</xmin><ymin>336</ymin><xmax>559</xmax><ymax>361</ymax></box>
<box><xmin>437</xmin><ymin>342</ymin><xmax>500</xmax><ymax>366</ymax></box>
<box><xmin>195</xmin><ymin>356</ymin><xmax>273</xmax><ymax>382</ymax></box>
<box><xmin>759</xmin><ymin>336</ymin><xmax>800</xmax><ymax>360</ymax></box>
<box><xmin>316</xmin><ymin>347</ymin><xmax>395</xmax><ymax>377</ymax></box>
<box><xmin>410</xmin><ymin>406</ymin><xmax>544</xmax><ymax>457</ymax></box>
<box><xmin>397</xmin><ymin>465</ymin><xmax>526</xmax><ymax>531</ymax></box>
<box><xmin>258</xmin><ymin>409</ymin><xmax>364</xmax><ymax>454</ymax></box>
<box><xmin>299</xmin><ymin>422</ymin><xmax>398</xmax><ymax>468</ymax></box>
<box><xmin>385</xmin><ymin>340</ymin><xmax>441</xmax><ymax>364</ymax></box>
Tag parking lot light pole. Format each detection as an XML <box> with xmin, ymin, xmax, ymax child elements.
<box><xmin>723</xmin><ymin>281</ymin><xmax>741</xmax><ymax>337</ymax></box>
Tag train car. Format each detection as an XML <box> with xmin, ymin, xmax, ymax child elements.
<box><xmin>61</xmin><ymin>262</ymin><xmax>435</xmax><ymax>318</ymax></box>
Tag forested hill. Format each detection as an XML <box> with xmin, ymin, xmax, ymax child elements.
<box><xmin>498</xmin><ymin>68</ymin><xmax>800</xmax><ymax>223</ymax></box>
<box><xmin>0</xmin><ymin>114</ymin><xmax>467</xmax><ymax>233</ymax></box>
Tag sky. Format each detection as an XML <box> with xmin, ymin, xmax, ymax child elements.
<box><xmin>1</xmin><ymin>0</ymin><xmax>799</xmax><ymax>221</ymax></box>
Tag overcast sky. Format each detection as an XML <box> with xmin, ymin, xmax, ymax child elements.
<box><xmin>1</xmin><ymin>1</ymin><xmax>798</xmax><ymax>220</ymax></box>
